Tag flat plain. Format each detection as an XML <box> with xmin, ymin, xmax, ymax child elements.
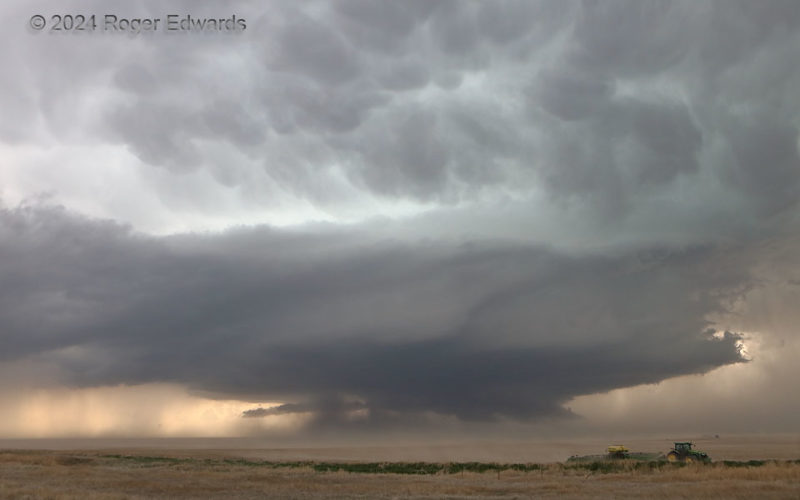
<box><xmin>1</xmin><ymin>435</ymin><xmax>798</xmax><ymax>499</ymax></box>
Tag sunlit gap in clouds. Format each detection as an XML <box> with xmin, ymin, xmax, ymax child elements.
<box><xmin>0</xmin><ymin>142</ymin><xmax>438</xmax><ymax>236</ymax></box>
<box><xmin>710</xmin><ymin>329</ymin><xmax>754</xmax><ymax>361</ymax></box>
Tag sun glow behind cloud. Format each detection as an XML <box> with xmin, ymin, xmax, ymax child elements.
<box><xmin>567</xmin><ymin>328</ymin><xmax>800</xmax><ymax>434</ymax></box>
<box><xmin>0</xmin><ymin>383</ymin><xmax>299</xmax><ymax>438</ymax></box>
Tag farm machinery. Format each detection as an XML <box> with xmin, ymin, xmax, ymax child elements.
<box><xmin>567</xmin><ymin>445</ymin><xmax>659</xmax><ymax>463</ymax></box>
<box><xmin>666</xmin><ymin>442</ymin><xmax>711</xmax><ymax>463</ymax></box>
<box><xmin>567</xmin><ymin>442</ymin><xmax>711</xmax><ymax>463</ymax></box>
<box><xmin>606</xmin><ymin>445</ymin><xmax>630</xmax><ymax>459</ymax></box>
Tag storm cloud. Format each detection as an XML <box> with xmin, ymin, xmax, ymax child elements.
<box><xmin>1</xmin><ymin>203</ymin><xmax>749</xmax><ymax>423</ymax></box>
<box><xmin>1</xmin><ymin>0</ymin><xmax>799</xmax><ymax>434</ymax></box>
<box><xmin>4</xmin><ymin>0</ymin><xmax>798</xmax><ymax>223</ymax></box>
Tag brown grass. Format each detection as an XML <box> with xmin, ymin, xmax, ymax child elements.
<box><xmin>0</xmin><ymin>450</ymin><xmax>798</xmax><ymax>499</ymax></box>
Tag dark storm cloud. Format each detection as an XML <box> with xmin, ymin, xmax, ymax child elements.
<box><xmin>242</xmin><ymin>405</ymin><xmax>304</xmax><ymax>418</ymax></box>
<box><xmin>272</xmin><ymin>11</ymin><xmax>361</xmax><ymax>86</ymax></box>
<box><xmin>569</xmin><ymin>0</ymin><xmax>694</xmax><ymax>76</ymax></box>
<box><xmin>476</xmin><ymin>1</ymin><xmax>556</xmax><ymax>45</ymax></box>
<box><xmin>239</xmin><ymin>331</ymin><xmax>742</xmax><ymax>422</ymax></box>
<box><xmin>0</xmin><ymin>203</ymin><xmax>749</xmax><ymax>422</ymax></box>
<box><xmin>333</xmin><ymin>0</ymin><xmax>438</xmax><ymax>54</ymax></box>
<box><xmin>2</xmin><ymin>0</ymin><xmax>800</xmax><ymax>433</ymax></box>
<box><xmin>100</xmin><ymin>1</ymin><xmax>800</xmax><ymax>215</ymax></box>
<box><xmin>357</xmin><ymin>109</ymin><xmax>450</xmax><ymax>198</ymax></box>
<box><xmin>723</xmin><ymin>115</ymin><xmax>800</xmax><ymax>216</ymax></box>
<box><xmin>698</xmin><ymin>0</ymin><xmax>800</xmax><ymax>73</ymax></box>
<box><xmin>375</xmin><ymin>60</ymin><xmax>430</xmax><ymax>91</ymax></box>
<box><xmin>6</xmin><ymin>1</ymin><xmax>794</xmax><ymax>221</ymax></box>
<box><xmin>264</xmin><ymin>78</ymin><xmax>389</xmax><ymax>135</ymax></box>
<box><xmin>531</xmin><ymin>92</ymin><xmax>706</xmax><ymax>217</ymax></box>
<box><xmin>534</xmin><ymin>67</ymin><xmax>614</xmax><ymax>122</ymax></box>
<box><xmin>242</xmin><ymin>400</ymin><xmax>366</xmax><ymax>419</ymax></box>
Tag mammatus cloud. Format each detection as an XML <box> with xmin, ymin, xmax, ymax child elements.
<box><xmin>1</xmin><ymin>1</ymin><xmax>799</xmax><ymax>435</ymax></box>
<box><xmin>3</xmin><ymin>1</ymin><xmax>799</xmax><ymax>233</ymax></box>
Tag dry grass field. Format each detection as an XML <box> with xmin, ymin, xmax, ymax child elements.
<box><xmin>1</xmin><ymin>435</ymin><xmax>798</xmax><ymax>499</ymax></box>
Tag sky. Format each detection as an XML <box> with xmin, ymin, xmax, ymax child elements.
<box><xmin>1</xmin><ymin>0</ymin><xmax>799</xmax><ymax>441</ymax></box>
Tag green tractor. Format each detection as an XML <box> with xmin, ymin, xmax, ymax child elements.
<box><xmin>666</xmin><ymin>442</ymin><xmax>710</xmax><ymax>463</ymax></box>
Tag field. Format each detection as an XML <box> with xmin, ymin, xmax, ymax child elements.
<box><xmin>1</xmin><ymin>435</ymin><xmax>798</xmax><ymax>499</ymax></box>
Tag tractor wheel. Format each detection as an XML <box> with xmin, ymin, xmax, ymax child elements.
<box><xmin>684</xmin><ymin>455</ymin><xmax>695</xmax><ymax>464</ymax></box>
<box><xmin>666</xmin><ymin>451</ymin><xmax>679</xmax><ymax>462</ymax></box>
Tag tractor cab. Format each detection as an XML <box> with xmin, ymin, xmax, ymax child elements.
<box><xmin>674</xmin><ymin>442</ymin><xmax>693</xmax><ymax>453</ymax></box>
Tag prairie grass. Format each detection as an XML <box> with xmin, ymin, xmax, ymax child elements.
<box><xmin>0</xmin><ymin>450</ymin><xmax>798</xmax><ymax>499</ymax></box>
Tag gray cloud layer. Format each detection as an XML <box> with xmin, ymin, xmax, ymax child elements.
<box><xmin>2</xmin><ymin>0</ymin><xmax>799</xmax><ymax>431</ymax></box>
<box><xmin>4</xmin><ymin>1</ymin><xmax>799</xmax><ymax>232</ymax></box>
<box><xmin>1</xmin><ymin>203</ymin><xmax>749</xmax><ymax>423</ymax></box>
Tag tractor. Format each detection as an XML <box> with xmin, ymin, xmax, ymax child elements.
<box><xmin>666</xmin><ymin>442</ymin><xmax>710</xmax><ymax>463</ymax></box>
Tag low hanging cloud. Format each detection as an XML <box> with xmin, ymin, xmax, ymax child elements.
<box><xmin>242</xmin><ymin>404</ymin><xmax>309</xmax><ymax>419</ymax></box>
<box><xmin>0</xmin><ymin>203</ymin><xmax>750</xmax><ymax>425</ymax></box>
<box><xmin>242</xmin><ymin>400</ymin><xmax>366</xmax><ymax>420</ymax></box>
